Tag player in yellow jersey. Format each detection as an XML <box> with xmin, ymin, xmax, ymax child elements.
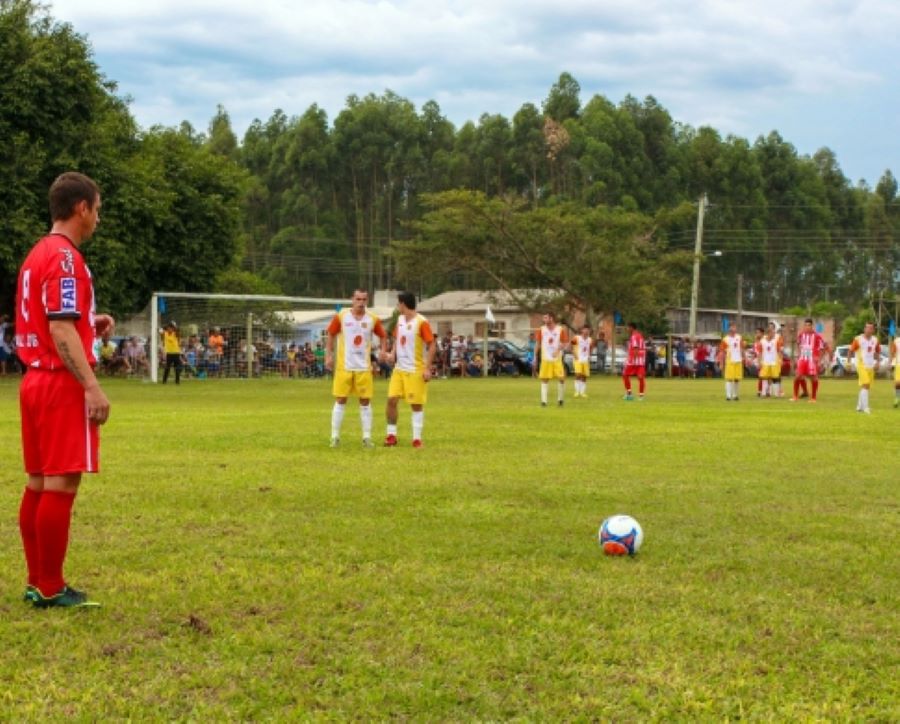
<box><xmin>848</xmin><ymin>322</ymin><xmax>880</xmax><ymax>414</ymax></box>
<box><xmin>325</xmin><ymin>289</ymin><xmax>387</xmax><ymax>447</ymax></box>
<box><xmin>757</xmin><ymin>324</ymin><xmax>783</xmax><ymax>398</ymax></box>
<box><xmin>717</xmin><ymin>323</ymin><xmax>745</xmax><ymax>401</ymax></box>
<box><xmin>533</xmin><ymin>311</ymin><xmax>569</xmax><ymax>406</ymax></box>
<box><xmin>383</xmin><ymin>291</ymin><xmax>435</xmax><ymax>448</ymax></box>
<box><xmin>162</xmin><ymin>321</ymin><xmax>183</xmax><ymax>385</ymax></box>
<box><xmin>571</xmin><ymin>324</ymin><xmax>594</xmax><ymax>398</ymax></box>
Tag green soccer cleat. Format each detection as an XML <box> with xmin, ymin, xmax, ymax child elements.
<box><xmin>23</xmin><ymin>585</ymin><xmax>38</xmax><ymax>603</ymax></box>
<box><xmin>32</xmin><ymin>585</ymin><xmax>101</xmax><ymax>609</ymax></box>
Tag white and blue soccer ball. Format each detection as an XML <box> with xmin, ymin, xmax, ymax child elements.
<box><xmin>599</xmin><ymin>514</ymin><xmax>644</xmax><ymax>556</ymax></box>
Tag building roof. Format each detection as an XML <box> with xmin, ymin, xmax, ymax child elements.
<box><xmin>418</xmin><ymin>290</ymin><xmax>533</xmax><ymax>314</ymax></box>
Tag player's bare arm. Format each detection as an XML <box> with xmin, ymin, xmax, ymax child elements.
<box><xmin>50</xmin><ymin>319</ymin><xmax>110</xmax><ymax>425</ymax></box>
<box><xmin>423</xmin><ymin>342</ymin><xmax>435</xmax><ymax>381</ymax></box>
<box><xmin>325</xmin><ymin>333</ymin><xmax>336</xmax><ymax>371</ymax></box>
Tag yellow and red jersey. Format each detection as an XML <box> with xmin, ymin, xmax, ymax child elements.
<box><xmin>849</xmin><ymin>334</ymin><xmax>880</xmax><ymax>370</ymax></box>
<box><xmin>393</xmin><ymin>313</ymin><xmax>434</xmax><ymax>373</ymax></box>
<box><xmin>572</xmin><ymin>334</ymin><xmax>593</xmax><ymax>363</ymax></box>
<box><xmin>327</xmin><ymin>309</ymin><xmax>386</xmax><ymax>372</ymax></box>
<box><xmin>536</xmin><ymin>325</ymin><xmax>568</xmax><ymax>362</ymax></box>
<box><xmin>760</xmin><ymin>336</ymin><xmax>781</xmax><ymax>366</ymax></box>
<box><xmin>720</xmin><ymin>333</ymin><xmax>743</xmax><ymax>363</ymax></box>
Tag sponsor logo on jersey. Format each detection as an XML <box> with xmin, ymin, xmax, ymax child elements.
<box><xmin>60</xmin><ymin>277</ymin><xmax>77</xmax><ymax>312</ymax></box>
<box><xmin>59</xmin><ymin>248</ymin><xmax>75</xmax><ymax>275</ymax></box>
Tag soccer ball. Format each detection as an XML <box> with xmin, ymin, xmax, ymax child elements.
<box><xmin>599</xmin><ymin>515</ymin><xmax>644</xmax><ymax>556</ymax></box>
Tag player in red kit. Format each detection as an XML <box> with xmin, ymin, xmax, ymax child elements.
<box><xmin>622</xmin><ymin>322</ymin><xmax>646</xmax><ymax>401</ymax></box>
<box><xmin>15</xmin><ymin>172</ymin><xmax>113</xmax><ymax>608</ymax></box>
<box><xmin>792</xmin><ymin>318</ymin><xmax>830</xmax><ymax>403</ymax></box>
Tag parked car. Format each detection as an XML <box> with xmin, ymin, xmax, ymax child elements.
<box><xmin>831</xmin><ymin>344</ymin><xmax>892</xmax><ymax>378</ymax></box>
<box><xmin>563</xmin><ymin>345</ymin><xmax>626</xmax><ymax>374</ymax></box>
<box><xmin>467</xmin><ymin>339</ymin><xmax>531</xmax><ymax>375</ymax></box>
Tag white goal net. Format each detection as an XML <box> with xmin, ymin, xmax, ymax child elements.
<box><xmin>115</xmin><ymin>292</ymin><xmax>347</xmax><ymax>382</ymax></box>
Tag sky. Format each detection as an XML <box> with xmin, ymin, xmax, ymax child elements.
<box><xmin>49</xmin><ymin>0</ymin><xmax>899</xmax><ymax>185</ymax></box>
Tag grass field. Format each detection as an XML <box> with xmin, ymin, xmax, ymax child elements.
<box><xmin>1</xmin><ymin>374</ymin><xmax>897</xmax><ymax>719</ymax></box>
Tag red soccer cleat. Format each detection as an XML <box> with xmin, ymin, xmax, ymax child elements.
<box><xmin>412</xmin><ymin>439</ymin><xmax>423</xmax><ymax>449</ymax></box>
<box><xmin>384</xmin><ymin>434</ymin><xmax>398</xmax><ymax>447</ymax></box>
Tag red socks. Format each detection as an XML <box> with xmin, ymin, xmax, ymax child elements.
<box><xmin>19</xmin><ymin>487</ymin><xmax>42</xmax><ymax>588</ymax></box>
<box><xmin>639</xmin><ymin>378</ymin><xmax>646</xmax><ymax>394</ymax></box>
<box><xmin>812</xmin><ymin>379</ymin><xmax>819</xmax><ymax>399</ymax></box>
<box><xmin>35</xmin><ymin>490</ymin><xmax>77</xmax><ymax>597</ymax></box>
<box><xmin>623</xmin><ymin>377</ymin><xmax>631</xmax><ymax>393</ymax></box>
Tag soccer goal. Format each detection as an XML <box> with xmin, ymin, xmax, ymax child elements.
<box><xmin>119</xmin><ymin>292</ymin><xmax>347</xmax><ymax>382</ymax></box>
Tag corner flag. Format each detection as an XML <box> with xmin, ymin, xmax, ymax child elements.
<box><xmin>485</xmin><ymin>306</ymin><xmax>496</xmax><ymax>324</ymax></box>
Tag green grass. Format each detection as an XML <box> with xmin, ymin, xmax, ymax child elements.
<box><xmin>1</xmin><ymin>374</ymin><xmax>897</xmax><ymax>719</ymax></box>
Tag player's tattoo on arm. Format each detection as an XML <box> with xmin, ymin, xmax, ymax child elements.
<box><xmin>56</xmin><ymin>339</ymin><xmax>88</xmax><ymax>385</ymax></box>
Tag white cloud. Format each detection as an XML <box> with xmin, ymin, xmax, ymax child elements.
<box><xmin>48</xmin><ymin>0</ymin><xmax>899</xmax><ymax>182</ymax></box>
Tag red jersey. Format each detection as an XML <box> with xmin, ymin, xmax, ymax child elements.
<box><xmin>15</xmin><ymin>233</ymin><xmax>97</xmax><ymax>371</ymax></box>
<box><xmin>627</xmin><ymin>331</ymin><xmax>646</xmax><ymax>366</ymax></box>
<box><xmin>796</xmin><ymin>331</ymin><xmax>826</xmax><ymax>363</ymax></box>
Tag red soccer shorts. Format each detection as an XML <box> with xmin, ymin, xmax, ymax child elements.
<box><xmin>623</xmin><ymin>364</ymin><xmax>645</xmax><ymax>378</ymax></box>
<box><xmin>20</xmin><ymin>369</ymin><xmax>99</xmax><ymax>475</ymax></box>
<box><xmin>796</xmin><ymin>359</ymin><xmax>818</xmax><ymax>378</ymax></box>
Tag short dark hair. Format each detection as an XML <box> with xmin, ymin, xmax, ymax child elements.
<box><xmin>49</xmin><ymin>172</ymin><xmax>100</xmax><ymax>221</ymax></box>
<box><xmin>545</xmin><ymin>310</ymin><xmax>557</xmax><ymax>321</ymax></box>
<box><xmin>398</xmin><ymin>291</ymin><xmax>416</xmax><ymax>309</ymax></box>
<box><xmin>627</xmin><ymin>322</ymin><xmax>637</xmax><ymax>330</ymax></box>
<box><xmin>804</xmin><ymin>318</ymin><xmax>814</xmax><ymax>324</ymax></box>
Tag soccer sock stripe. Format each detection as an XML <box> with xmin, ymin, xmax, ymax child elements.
<box><xmin>19</xmin><ymin>487</ymin><xmax>42</xmax><ymax>588</ymax></box>
<box><xmin>36</xmin><ymin>490</ymin><xmax>76</xmax><ymax>597</ymax></box>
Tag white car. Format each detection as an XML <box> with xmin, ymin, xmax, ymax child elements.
<box><xmin>832</xmin><ymin>344</ymin><xmax>892</xmax><ymax>378</ymax></box>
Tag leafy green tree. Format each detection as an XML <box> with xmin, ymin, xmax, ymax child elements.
<box><xmin>543</xmin><ymin>72</ymin><xmax>581</xmax><ymax>123</ymax></box>
<box><xmin>510</xmin><ymin>103</ymin><xmax>546</xmax><ymax>202</ymax></box>
<box><xmin>393</xmin><ymin>191</ymin><xmax>691</xmax><ymax>322</ymax></box>
<box><xmin>207</xmin><ymin>105</ymin><xmax>239</xmax><ymax>159</ymax></box>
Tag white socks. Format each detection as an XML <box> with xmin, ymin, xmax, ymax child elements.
<box><xmin>331</xmin><ymin>402</ymin><xmax>346</xmax><ymax>437</ymax></box>
<box><xmin>412</xmin><ymin>410</ymin><xmax>424</xmax><ymax>440</ymax></box>
<box><xmin>541</xmin><ymin>382</ymin><xmax>548</xmax><ymax>404</ymax></box>
<box><xmin>858</xmin><ymin>388</ymin><xmax>869</xmax><ymax>410</ymax></box>
<box><xmin>558</xmin><ymin>382</ymin><xmax>565</xmax><ymax>402</ymax></box>
<box><xmin>360</xmin><ymin>405</ymin><xmax>373</xmax><ymax>438</ymax></box>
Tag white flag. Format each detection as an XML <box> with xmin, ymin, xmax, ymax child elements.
<box><xmin>485</xmin><ymin>306</ymin><xmax>496</xmax><ymax>324</ymax></box>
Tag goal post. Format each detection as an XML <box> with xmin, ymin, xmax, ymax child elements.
<box><xmin>138</xmin><ymin>292</ymin><xmax>347</xmax><ymax>382</ymax></box>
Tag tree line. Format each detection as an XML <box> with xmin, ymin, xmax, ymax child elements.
<box><xmin>2</xmin><ymin>0</ymin><xmax>897</xmax><ymax>329</ymax></box>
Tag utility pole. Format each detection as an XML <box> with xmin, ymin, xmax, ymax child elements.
<box><xmin>688</xmin><ymin>193</ymin><xmax>708</xmax><ymax>340</ymax></box>
<box><xmin>737</xmin><ymin>273</ymin><xmax>744</xmax><ymax>332</ymax></box>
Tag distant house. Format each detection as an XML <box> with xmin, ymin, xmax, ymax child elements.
<box><xmin>417</xmin><ymin>290</ymin><xmax>539</xmax><ymax>344</ymax></box>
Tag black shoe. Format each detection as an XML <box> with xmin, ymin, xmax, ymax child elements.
<box><xmin>33</xmin><ymin>585</ymin><xmax>100</xmax><ymax>609</ymax></box>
